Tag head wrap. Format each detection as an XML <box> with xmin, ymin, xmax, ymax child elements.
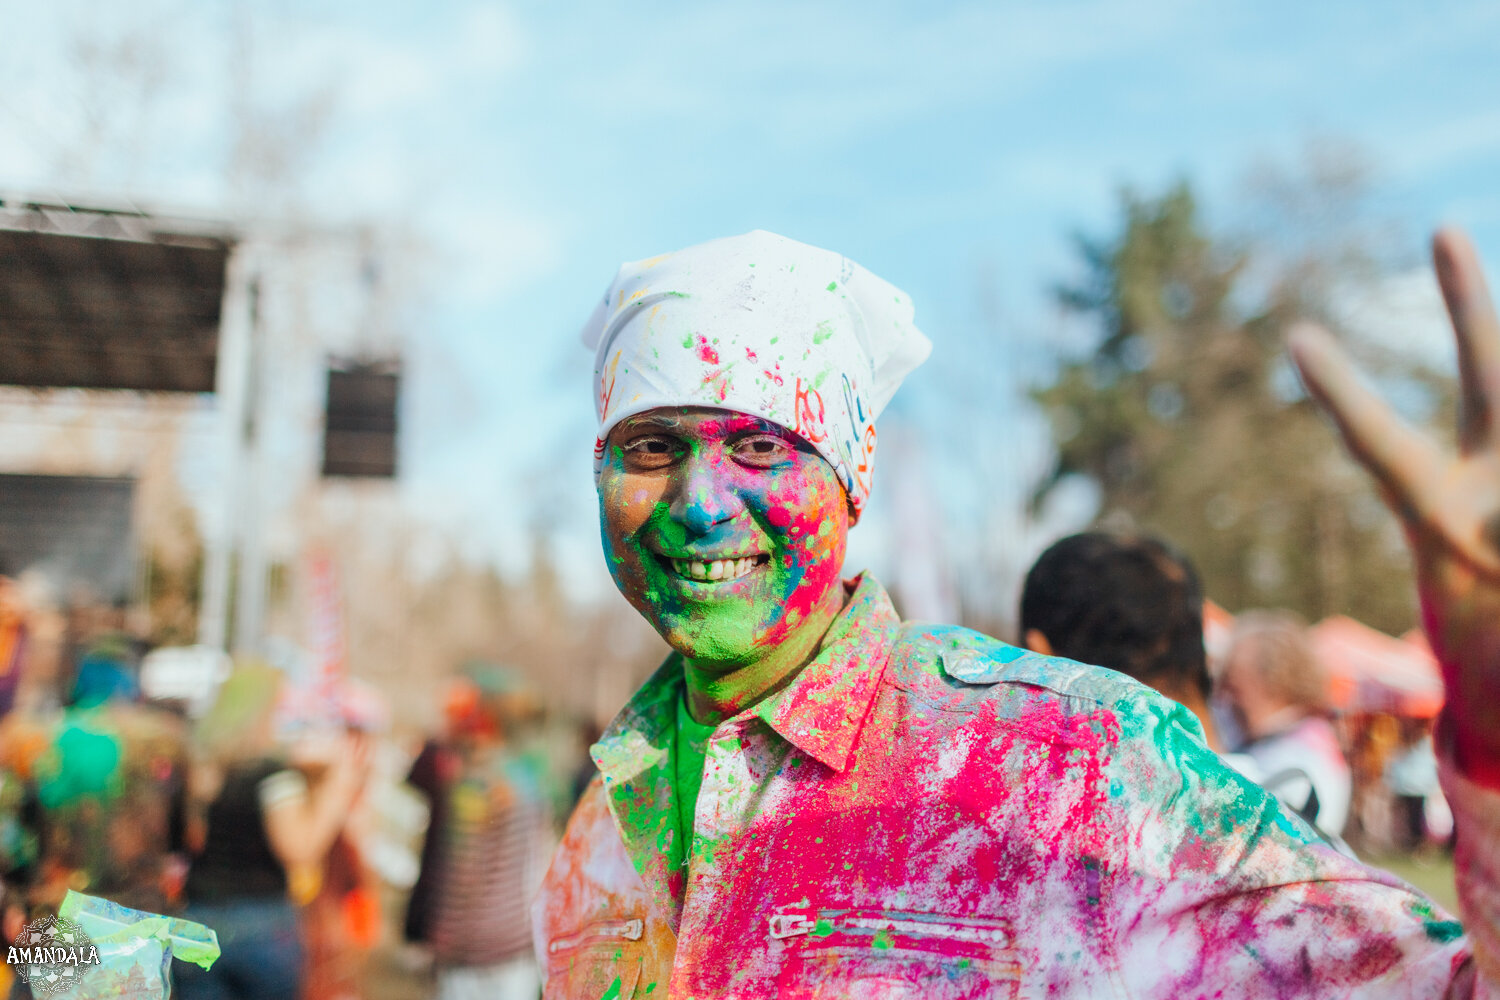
<box><xmin>582</xmin><ymin>230</ymin><xmax>930</xmax><ymax>511</ymax></box>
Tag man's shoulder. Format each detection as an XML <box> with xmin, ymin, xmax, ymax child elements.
<box><xmin>883</xmin><ymin>621</ymin><xmax>1225</xmax><ymax>788</ymax></box>
<box><xmin>889</xmin><ymin>621</ymin><xmax>1154</xmax><ymax>706</ymax></box>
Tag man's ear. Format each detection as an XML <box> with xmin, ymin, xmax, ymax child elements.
<box><xmin>1023</xmin><ymin>629</ymin><xmax>1054</xmax><ymax>656</ymax></box>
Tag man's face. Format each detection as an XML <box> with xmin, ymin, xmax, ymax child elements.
<box><xmin>598</xmin><ymin>407</ymin><xmax>850</xmax><ymax>669</ymax></box>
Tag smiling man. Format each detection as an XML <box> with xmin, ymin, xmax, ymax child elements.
<box><xmin>534</xmin><ymin>230</ymin><xmax>1500</xmax><ymax>999</ymax></box>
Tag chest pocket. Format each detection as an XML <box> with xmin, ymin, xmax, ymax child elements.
<box><xmin>766</xmin><ymin>908</ymin><xmax>1022</xmax><ymax>1000</ymax></box>
<box><xmin>543</xmin><ymin>917</ymin><xmax>645</xmax><ymax>1000</ymax></box>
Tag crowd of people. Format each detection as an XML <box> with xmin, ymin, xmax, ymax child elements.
<box><xmin>0</xmin><ymin>575</ymin><xmax>576</xmax><ymax>999</ymax></box>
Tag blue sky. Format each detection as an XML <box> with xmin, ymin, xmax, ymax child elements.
<box><xmin>2</xmin><ymin>0</ymin><xmax>1498</xmax><ymax>611</ymax></box>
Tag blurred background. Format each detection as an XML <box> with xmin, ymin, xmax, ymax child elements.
<box><xmin>0</xmin><ymin>0</ymin><xmax>1495</xmax><ymax>996</ymax></box>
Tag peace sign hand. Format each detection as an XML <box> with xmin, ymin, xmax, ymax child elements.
<box><xmin>1290</xmin><ymin>228</ymin><xmax>1500</xmax><ymax>790</ymax></box>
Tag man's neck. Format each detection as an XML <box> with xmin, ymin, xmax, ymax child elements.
<box><xmin>682</xmin><ymin>584</ymin><xmax>848</xmax><ymax>725</ymax></box>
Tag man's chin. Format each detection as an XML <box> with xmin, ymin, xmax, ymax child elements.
<box><xmin>653</xmin><ymin>613</ymin><xmax>768</xmax><ymax>667</ymax></box>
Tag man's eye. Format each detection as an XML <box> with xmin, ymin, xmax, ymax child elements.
<box><xmin>623</xmin><ymin>436</ymin><xmax>682</xmax><ymax>468</ymax></box>
<box><xmin>733</xmin><ymin>435</ymin><xmax>791</xmax><ymax>465</ymax></box>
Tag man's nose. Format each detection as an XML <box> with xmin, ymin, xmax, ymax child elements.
<box><xmin>670</xmin><ymin>448</ymin><xmax>743</xmax><ymax>535</ymax></box>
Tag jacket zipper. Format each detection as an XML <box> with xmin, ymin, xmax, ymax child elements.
<box><xmin>768</xmin><ymin>910</ymin><xmax>1012</xmax><ymax>946</ymax></box>
<box><xmin>548</xmin><ymin>917</ymin><xmax>644</xmax><ymax>954</ymax></box>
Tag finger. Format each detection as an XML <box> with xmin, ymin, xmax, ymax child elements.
<box><xmin>1434</xmin><ymin>228</ymin><xmax>1500</xmax><ymax>453</ymax></box>
<box><xmin>1288</xmin><ymin>323</ymin><xmax>1446</xmax><ymax>522</ymax></box>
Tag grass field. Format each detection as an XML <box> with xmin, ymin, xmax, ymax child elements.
<box><xmin>1364</xmin><ymin>851</ymin><xmax>1460</xmax><ymax>915</ymax></box>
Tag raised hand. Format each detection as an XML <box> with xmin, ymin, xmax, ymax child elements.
<box><xmin>1290</xmin><ymin>228</ymin><xmax>1500</xmax><ymax>790</ymax></box>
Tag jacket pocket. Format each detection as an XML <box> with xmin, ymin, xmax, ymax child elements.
<box><xmin>543</xmin><ymin>917</ymin><xmax>645</xmax><ymax>1000</ymax></box>
<box><xmin>765</xmin><ymin>908</ymin><xmax>1023</xmax><ymax>1000</ymax></box>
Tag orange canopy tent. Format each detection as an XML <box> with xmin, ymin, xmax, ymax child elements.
<box><xmin>1309</xmin><ymin>615</ymin><xmax>1445</xmax><ymax>718</ymax></box>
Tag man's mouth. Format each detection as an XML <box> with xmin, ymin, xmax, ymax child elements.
<box><xmin>656</xmin><ymin>553</ymin><xmax>771</xmax><ymax>583</ymax></box>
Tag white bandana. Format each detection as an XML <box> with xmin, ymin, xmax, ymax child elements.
<box><xmin>582</xmin><ymin>230</ymin><xmax>930</xmax><ymax>511</ymax></box>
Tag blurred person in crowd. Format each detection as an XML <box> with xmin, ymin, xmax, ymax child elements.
<box><xmin>1018</xmin><ymin>532</ymin><xmax>1226</xmax><ymax>749</ymax></box>
<box><xmin>0</xmin><ymin>568</ymin><xmax>28</xmax><ymax>718</ymax></box>
<box><xmin>68</xmin><ymin>634</ymin><xmax>141</xmax><ymax>709</ymax></box>
<box><xmin>1386</xmin><ymin>718</ymin><xmax>1447</xmax><ymax>852</ymax></box>
<box><xmin>2</xmin><ymin>642</ymin><xmax>186</xmax><ymax>913</ymax></box>
<box><xmin>406</xmin><ymin>667</ymin><xmax>550</xmax><ymax>1000</ymax></box>
<box><xmin>535</xmin><ymin>229</ymin><xmax>1500</xmax><ymax>997</ymax></box>
<box><xmin>1219</xmin><ymin>610</ymin><xmax>1353</xmax><ymax>838</ymax></box>
<box><xmin>0</xmin><ymin>647</ymin><xmax>191</xmax><ymax>1000</ymax></box>
<box><xmin>174</xmin><ymin>666</ymin><xmax>369</xmax><ymax>1000</ymax></box>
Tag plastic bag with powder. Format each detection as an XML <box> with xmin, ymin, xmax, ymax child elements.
<box><xmin>54</xmin><ymin>891</ymin><xmax>220</xmax><ymax>998</ymax></box>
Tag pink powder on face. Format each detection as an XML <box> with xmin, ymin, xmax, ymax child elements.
<box><xmin>695</xmin><ymin>335</ymin><xmax>720</xmax><ymax>364</ymax></box>
<box><xmin>693</xmin><ymin>412</ymin><xmax>766</xmax><ymax>441</ymax></box>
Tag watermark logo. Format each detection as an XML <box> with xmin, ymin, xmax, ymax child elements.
<box><xmin>7</xmin><ymin>915</ymin><xmax>100</xmax><ymax>995</ymax></box>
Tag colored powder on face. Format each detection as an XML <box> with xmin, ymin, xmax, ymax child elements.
<box><xmin>694</xmin><ymin>335</ymin><xmax>719</xmax><ymax>364</ymax></box>
<box><xmin>597</xmin><ymin>414</ymin><xmax>849</xmax><ymax>669</ymax></box>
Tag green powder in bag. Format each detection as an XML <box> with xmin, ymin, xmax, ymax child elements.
<box><xmin>54</xmin><ymin>891</ymin><xmax>220</xmax><ymax>998</ymax></box>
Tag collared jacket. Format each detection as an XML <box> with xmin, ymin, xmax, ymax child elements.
<box><xmin>534</xmin><ymin>576</ymin><xmax>1500</xmax><ymax>998</ymax></box>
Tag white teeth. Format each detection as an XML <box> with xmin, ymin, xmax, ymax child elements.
<box><xmin>669</xmin><ymin>556</ymin><xmax>760</xmax><ymax>582</ymax></box>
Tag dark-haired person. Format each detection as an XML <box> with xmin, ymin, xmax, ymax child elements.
<box><xmin>1018</xmin><ymin>532</ymin><xmax>1223</xmax><ymax>748</ymax></box>
<box><xmin>534</xmin><ymin>228</ymin><xmax>1500</xmax><ymax>997</ymax></box>
<box><xmin>1018</xmin><ymin>540</ymin><xmax>1352</xmax><ymax>842</ymax></box>
<box><xmin>1221</xmin><ymin>609</ymin><xmax>1352</xmax><ymax>838</ymax></box>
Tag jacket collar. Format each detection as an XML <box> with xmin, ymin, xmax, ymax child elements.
<box><xmin>590</xmin><ymin>656</ymin><xmax>687</xmax><ymax>929</ymax></box>
<box><xmin>748</xmin><ymin>573</ymin><xmax>900</xmax><ymax>772</ymax></box>
<box><xmin>589</xmin><ymin>574</ymin><xmax>900</xmax><ymax>929</ymax></box>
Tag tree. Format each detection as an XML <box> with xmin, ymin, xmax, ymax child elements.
<box><xmin>1031</xmin><ymin>164</ymin><xmax>1444</xmax><ymax>633</ymax></box>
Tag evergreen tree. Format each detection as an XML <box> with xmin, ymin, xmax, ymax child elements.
<box><xmin>1032</xmin><ymin>177</ymin><xmax>1440</xmax><ymax>633</ymax></box>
